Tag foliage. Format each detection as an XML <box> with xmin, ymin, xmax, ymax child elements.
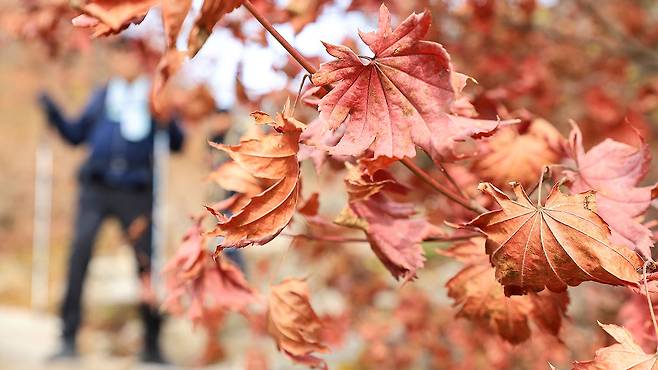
<box><xmin>6</xmin><ymin>0</ymin><xmax>658</xmax><ymax>369</ymax></box>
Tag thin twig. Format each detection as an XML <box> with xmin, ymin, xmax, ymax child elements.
<box><xmin>291</xmin><ymin>74</ymin><xmax>311</xmax><ymax>115</ymax></box>
<box><xmin>243</xmin><ymin>0</ymin><xmax>317</xmax><ymax>75</ymax></box>
<box><xmin>281</xmin><ymin>233</ymin><xmax>367</xmax><ymax>243</ymax></box>
<box><xmin>400</xmin><ymin>158</ymin><xmax>484</xmax><ymax>213</ymax></box>
<box><xmin>281</xmin><ymin>232</ymin><xmax>481</xmax><ymax>243</ymax></box>
<box><xmin>437</xmin><ymin>162</ymin><xmax>467</xmax><ymax>199</ymax></box>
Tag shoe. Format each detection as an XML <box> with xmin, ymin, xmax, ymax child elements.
<box><xmin>48</xmin><ymin>341</ymin><xmax>78</xmax><ymax>361</ymax></box>
<box><xmin>140</xmin><ymin>350</ymin><xmax>167</xmax><ymax>364</ymax></box>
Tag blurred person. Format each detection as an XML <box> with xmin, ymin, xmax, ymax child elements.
<box><xmin>37</xmin><ymin>38</ymin><xmax>184</xmax><ymax>363</ymax></box>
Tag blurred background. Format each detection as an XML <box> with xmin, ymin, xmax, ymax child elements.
<box><xmin>0</xmin><ymin>0</ymin><xmax>658</xmax><ymax>369</ymax></box>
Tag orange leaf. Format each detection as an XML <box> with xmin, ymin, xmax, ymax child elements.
<box><xmin>573</xmin><ymin>322</ymin><xmax>658</xmax><ymax>369</ymax></box>
<box><xmin>188</xmin><ymin>0</ymin><xmax>242</xmax><ymax>56</ymax></box>
<box><xmin>467</xmin><ymin>182</ymin><xmax>642</xmax><ymax>296</ymax></box>
<box><xmin>267</xmin><ymin>279</ymin><xmax>328</xmax><ymax>369</ymax></box>
<box><xmin>162</xmin><ymin>219</ymin><xmax>256</xmax><ymax>325</ymax></box>
<box><xmin>442</xmin><ymin>239</ymin><xmax>569</xmax><ymax>344</ymax></box>
<box><xmin>72</xmin><ymin>0</ymin><xmax>157</xmax><ymax>37</ymax></box>
<box><xmin>472</xmin><ymin>118</ymin><xmax>564</xmax><ymax>188</ymax></box>
<box><xmin>162</xmin><ymin>0</ymin><xmax>192</xmax><ymax>49</ymax></box>
<box><xmin>207</xmin><ymin>103</ymin><xmax>302</xmax><ymax>249</ymax></box>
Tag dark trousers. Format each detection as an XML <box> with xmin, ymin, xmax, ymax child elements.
<box><xmin>61</xmin><ymin>183</ymin><xmax>161</xmax><ymax>353</ymax></box>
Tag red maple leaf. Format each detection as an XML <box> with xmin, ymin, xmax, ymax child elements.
<box><xmin>312</xmin><ymin>4</ymin><xmax>510</xmax><ymax>162</ymax></box>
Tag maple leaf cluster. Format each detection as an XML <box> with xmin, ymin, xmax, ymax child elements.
<box><xmin>168</xmin><ymin>5</ymin><xmax>658</xmax><ymax>367</ymax></box>
<box><xmin>10</xmin><ymin>0</ymin><xmax>658</xmax><ymax>368</ymax></box>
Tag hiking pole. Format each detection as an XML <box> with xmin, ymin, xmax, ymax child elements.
<box><xmin>31</xmin><ymin>131</ymin><xmax>53</xmax><ymax>311</ymax></box>
<box><xmin>151</xmin><ymin>130</ymin><xmax>169</xmax><ymax>301</ymax></box>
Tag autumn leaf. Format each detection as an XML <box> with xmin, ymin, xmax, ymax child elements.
<box><xmin>162</xmin><ymin>0</ymin><xmax>192</xmax><ymax>49</ymax></box>
<box><xmin>343</xmin><ymin>162</ymin><xmax>408</xmax><ymax>202</ymax></box>
<box><xmin>162</xmin><ymin>218</ymin><xmax>256</xmax><ymax>325</ymax></box>
<box><xmin>207</xmin><ymin>102</ymin><xmax>302</xmax><ymax>249</ymax></box>
<box><xmin>473</xmin><ymin>118</ymin><xmax>564</xmax><ymax>188</ymax></box>
<box><xmin>71</xmin><ymin>0</ymin><xmax>157</xmax><ymax>37</ymax></box>
<box><xmin>336</xmin><ymin>164</ymin><xmax>436</xmax><ymax>281</ymax></box>
<box><xmin>564</xmin><ymin>124</ymin><xmax>658</xmax><ymax>259</ymax></box>
<box><xmin>297</xmin><ymin>192</ymin><xmax>320</xmax><ymax>216</ymax></box>
<box><xmin>267</xmin><ymin>279</ymin><xmax>328</xmax><ymax>370</ymax></box>
<box><xmin>467</xmin><ymin>182</ymin><xmax>643</xmax><ymax>296</ymax></box>
<box><xmin>298</xmin><ymin>116</ymin><xmax>345</xmax><ymax>173</ymax></box>
<box><xmin>150</xmin><ymin>49</ymin><xmax>186</xmax><ymax>119</ymax></box>
<box><xmin>573</xmin><ymin>322</ymin><xmax>658</xmax><ymax>369</ymax></box>
<box><xmin>441</xmin><ymin>239</ymin><xmax>569</xmax><ymax>344</ymax></box>
<box><xmin>285</xmin><ymin>0</ymin><xmax>331</xmax><ymax>34</ymax></box>
<box><xmin>188</xmin><ymin>0</ymin><xmax>242</xmax><ymax>56</ymax></box>
<box><xmin>311</xmin><ymin>4</ymin><xmax>511</xmax><ymax>162</ymax></box>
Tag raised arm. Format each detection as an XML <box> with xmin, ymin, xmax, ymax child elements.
<box><xmin>37</xmin><ymin>88</ymin><xmax>106</xmax><ymax>145</ymax></box>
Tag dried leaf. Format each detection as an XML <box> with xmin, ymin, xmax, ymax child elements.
<box><xmin>467</xmin><ymin>182</ymin><xmax>642</xmax><ymax>296</ymax></box>
<box><xmin>298</xmin><ymin>192</ymin><xmax>320</xmax><ymax>216</ymax></box>
<box><xmin>71</xmin><ymin>0</ymin><xmax>157</xmax><ymax>37</ymax></box>
<box><xmin>565</xmin><ymin>124</ymin><xmax>658</xmax><ymax>259</ymax></box>
<box><xmin>162</xmin><ymin>0</ymin><xmax>192</xmax><ymax>49</ymax></box>
<box><xmin>442</xmin><ymin>239</ymin><xmax>569</xmax><ymax>343</ymax></box>
<box><xmin>573</xmin><ymin>322</ymin><xmax>658</xmax><ymax>369</ymax></box>
<box><xmin>188</xmin><ymin>0</ymin><xmax>242</xmax><ymax>56</ymax></box>
<box><xmin>349</xmin><ymin>193</ymin><xmax>433</xmax><ymax>281</ymax></box>
<box><xmin>267</xmin><ymin>279</ymin><xmax>328</xmax><ymax>369</ymax></box>
<box><xmin>312</xmin><ymin>4</ymin><xmax>511</xmax><ymax>162</ymax></box>
<box><xmin>162</xmin><ymin>219</ymin><xmax>256</xmax><ymax>325</ymax></box>
<box><xmin>207</xmin><ymin>104</ymin><xmax>302</xmax><ymax>249</ymax></box>
<box><xmin>473</xmin><ymin>118</ymin><xmax>564</xmax><ymax>188</ymax></box>
<box><xmin>150</xmin><ymin>49</ymin><xmax>186</xmax><ymax>119</ymax></box>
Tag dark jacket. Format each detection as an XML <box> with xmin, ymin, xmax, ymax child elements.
<box><xmin>39</xmin><ymin>86</ymin><xmax>184</xmax><ymax>191</ymax></box>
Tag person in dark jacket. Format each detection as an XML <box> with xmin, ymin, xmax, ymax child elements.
<box><xmin>38</xmin><ymin>39</ymin><xmax>184</xmax><ymax>363</ymax></box>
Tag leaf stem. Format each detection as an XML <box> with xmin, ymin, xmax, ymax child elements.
<box><xmin>291</xmin><ymin>74</ymin><xmax>311</xmax><ymax>115</ymax></box>
<box><xmin>400</xmin><ymin>158</ymin><xmax>485</xmax><ymax>213</ymax></box>
<box><xmin>243</xmin><ymin>0</ymin><xmax>484</xmax><ymax>215</ymax></box>
<box><xmin>437</xmin><ymin>162</ymin><xmax>467</xmax><ymax>199</ymax></box>
<box><xmin>642</xmin><ymin>260</ymin><xmax>658</xmax><ymax>353</ymax></box>
<box><xmin>535</xmin><ymin>166</ymin><xmax>549</xmax><ymax>206</ymax></box>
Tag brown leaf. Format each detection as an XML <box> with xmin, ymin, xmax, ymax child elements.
<box><xmin>71</xmin><ymin>0</ymin><xmax>157</xmax><ymax>37</ymax></box>
<box><xmin>473</xmin><ymin>118</ymin><xmax>564</xmax><ymax>188</ymax></box>
<box><xmin>150</xmin><ymin>49</ymin><xmax>186</xmax><ymax>119</ymax></box>
<box><xmin>162</xmin><ymin>0</ymin><xmax>192</xmax><ymax>49</ymax></box>
<box><xmin>267</xmin><ymin>279</ymin><xmax>328</xmax><ymax>369</ymax></box>
<box><xmin>573</xmin><ymin>322</ymin><xmax>658</xmax><ymax>369</ymax></box>
<box><xmin>188</xmin><ymin>0</ymin><xmax>242</xmax><ymax>56</ymax></box>
<box><xmin>343</xmin><ymin>162</ymin><xmax>408</xmax><ymax>202</ymax></box>
<box><xmin>349</xmin><ymin>193</ymin><xmax>433</xmax><ymax>281</ymax></box>
<box><xmin>162</xmin><ymin>219</ymin><xmax>256</xmax><ymax>325</ymax></box>
<box><xmin>298</xmin><ymin>192</ymin><xmax>320</xmax><ymax>216</ymax></box>
<box><xmin>442</xmin><ymin>239</ymin><xmax>569</xmax><ymax>344</ymax></box>
<box><xmin>467</xmin><ymin>182</ymin><xmax>643</xmax><ymax>296</ymax></box>
<box><xmin>207</xmin><ymin>103</ymin><xmax>302</xmax><ymax>249</ymax></box>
